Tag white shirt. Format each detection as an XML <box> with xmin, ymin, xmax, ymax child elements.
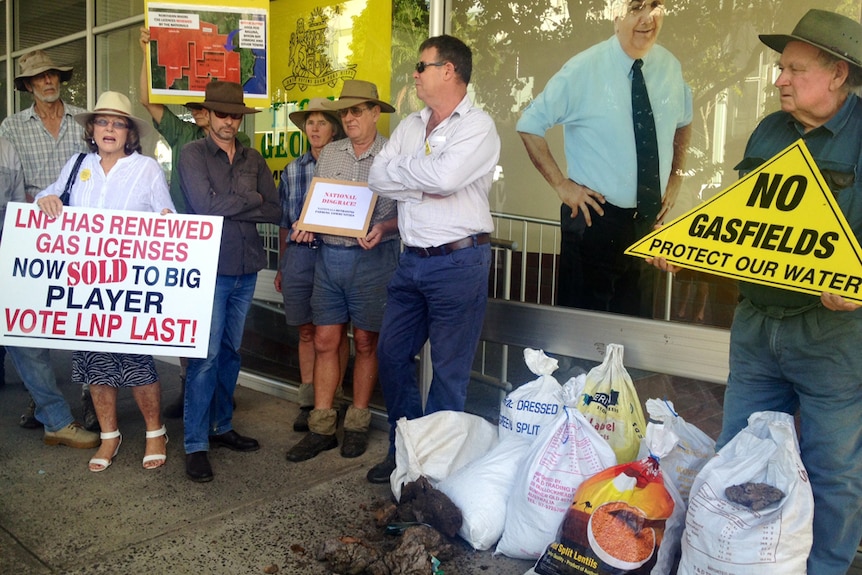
<box><xmin>368</xmin><ymin>94</ymin><xmax>500</xmax><ymax>247</ymax></box>
<box><xmin>36</xmin><ymin>151</ymin><xmax>174</xmax><ymax>213</ymax></box>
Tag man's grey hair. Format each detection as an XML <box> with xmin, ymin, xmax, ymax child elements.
<box><xmin>817</xmin><ymin>49</ymin><xmax>862</xmax><ymax>92</ymax></box>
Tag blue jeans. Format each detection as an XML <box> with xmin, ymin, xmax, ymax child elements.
<box><xmin>377</xmin><ymin>244</ymin><xmax>491</xmax><ymax>450</ymax></box>
<box><xmin>720</xmin><ymin>299</ymin><xmax>862</xmax><ymax>575</ymax></box>
<box><xmin>6</xmin><ymin>346</ymin><xmax>74</xmax><ymax>432</ymax></box>
<box><xmin>183</xmin><ymin>273</ymin><xmax>257</xmax><ymax>454</ymax></box>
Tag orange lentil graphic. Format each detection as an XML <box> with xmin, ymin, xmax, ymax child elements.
<box><xmin>590</xmin><ymin>501</ymin><xmax>655</xmax><ymax>564</ymax></box>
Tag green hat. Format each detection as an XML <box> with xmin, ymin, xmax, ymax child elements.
<box><xmin>760</xmin><ymin>9</ymin><xmax>862</xmax><ymax>70</ymax></box>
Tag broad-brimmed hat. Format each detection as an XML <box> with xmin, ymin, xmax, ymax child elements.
<box><xmin>193</xmin><ymin>81</ymin><xmax>260</xmax><ymax>115</ymax></box>
<box><xmin>323</xmin><ymin>80</ymin><xmax>395</xmax><ymax>113</ymax></box>
<box><xmin>760</xmin><ymin>9</ymin><xmax>862</xmax><ymax>70</ymax></box>
<box><xmin>289</xmin><ymin>97</ymin><xmax>342</xmax><ymax>130</ymax></box>
<box><xmin>74</xmin><ymin>91</ymin><xmax>152</xmax><ymax>137</ymax></box>
<box><xmin>14</xmin><ymin>50</ymin><xmax>73</xmax><ymax>91</ymax></box>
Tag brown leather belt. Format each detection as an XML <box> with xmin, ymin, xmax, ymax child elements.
<box><xmin>404</xmin><ymin>233</ymin><xmax>490</xmax><ymax>257</ymax></box>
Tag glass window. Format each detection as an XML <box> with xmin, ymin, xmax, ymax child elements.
<box><xmin>451</xmin><ymin>0</ymin><xmax>861</xmax><ymax>327</ymax></box>
<box><xmin>14</xmin><ymin>40</ymin><xmax>87</xmax><ymax>112</ymax></box>
<box><xmin>97</xmin><ymin>0</ymin><xmax>144</xmax><ymax>27</ymax></box>
<box><xmin>14</xmin><ymin>0</ymin><xmax>86</xmax><ymax>50</ymax></box>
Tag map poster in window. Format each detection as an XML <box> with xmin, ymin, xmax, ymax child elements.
<box><xmin>145</xmin><ymin>0</ymin><xmax>270</xmax><ymax>108</ymax></box>
<box><xmin>296</xmin><ymin>178</ymin><xmax>378</xmax><ymax>239</ymax></box>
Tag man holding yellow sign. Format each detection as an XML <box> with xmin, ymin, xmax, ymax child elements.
<box><xmin>645</xmin><ymin>10</ymin><xmax>862</xmax><ymax>574</ymax></box>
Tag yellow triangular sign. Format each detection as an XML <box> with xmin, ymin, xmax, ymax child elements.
<box><xmin>625</xmin><ymin>139</ymin><xmax>862</xmax><ymax>303</ymax></box>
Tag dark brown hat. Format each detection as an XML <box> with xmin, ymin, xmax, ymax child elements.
<box><xmin>760</xmin><ymin>9</ymin><xmax>862</xmax><ymax>70</ymax></box>
<box><xmin>192</xmin><ymin>81</ymin><xmax>260</xmax><ymax>115</ymax></box>
<box><xmin>322</xmin><ymin>80</ymin><xmax>395</xmax><ymax>113</ymax></box>
<box><xmin>14</xmin><ymin>50</ymin><xmax>73</xmax><ymax>91</ymax></box>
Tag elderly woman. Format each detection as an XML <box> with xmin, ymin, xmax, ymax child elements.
<box><xmin>273</xmin><ymin>98</ymin><xmax>348</xmax><ymax>435</ymax></box>
<box><xmin>35</xmin><ymin>91</ymin><xmax>174</xmax><ymax>472</ymax></box>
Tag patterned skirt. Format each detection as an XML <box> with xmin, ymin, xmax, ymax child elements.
<box><xmin>72</xmin><ymin>352</ymin><xmax>159</xmax><ymax>388</ymax></box>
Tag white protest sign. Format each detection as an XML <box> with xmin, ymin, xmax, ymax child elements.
<box><xmin>0</xmin><ymin>204</ymin><xmax>222</xmax><ymax>358</ymax></box>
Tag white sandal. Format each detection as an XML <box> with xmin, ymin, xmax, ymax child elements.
<box><xmin>89</xmin><ymin>430</ymin><xmax>122</xmax><ymax>472</ymax></box>
<box><xmin>143</xmin><ymin>425</ymin><xmax>168</xmax><ymax>469</ymax></box>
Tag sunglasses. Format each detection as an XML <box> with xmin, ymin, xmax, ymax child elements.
<box><xmin>93</xmin><ymin>118</ymin><xmax>129</xmax><ymax>130</ymax></box>
<box><xmin>337</xmin><ymin>105</ymin><xmax>371</xmax><ymax>118</ymax></box>
<box><xmin>213</xmin><ymin>110</ymin><xmax>244</xmax><ymax>120</ymax></box>
<box><xmin>415</xmin><ymin>61</ymin><xmax>447</xmax><ymax>74</ymax></box>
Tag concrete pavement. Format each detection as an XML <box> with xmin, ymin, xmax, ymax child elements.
<box><xmin>0</xmin><ymin>350</ymin><xmax>533</xmax><ymax>575</ymax></box>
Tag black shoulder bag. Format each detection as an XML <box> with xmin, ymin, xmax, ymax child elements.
<box><xmin>59</xmin><ymin>153</ymin><xmax>86</xmax><ymax>206</ymax></box>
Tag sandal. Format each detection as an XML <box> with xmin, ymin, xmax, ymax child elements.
<box><xmin>143</xmin><ymin>425</ymin><xmax>168</xmax><ymax>469</ymax></box>
<box><xmin>89</xmin><ymin>430</ymin><xmax>122</xmax><ymax>472</ymax></box>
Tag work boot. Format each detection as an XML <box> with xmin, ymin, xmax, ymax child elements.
<box><xmin>19</xmin><ymin>396</ymin><xmax>43</xmax><ymax>429</ymax></box>
<box><xmin>43</xmin><ymin>422</ymin><xmax>100</xmax><ymax>449</ymax></box>
<box><xmin>367</xmin><ymin>452</ymin><xmax>397</xmax><ymax>484</ymax></box>
<box><xmin>163</xmin><ymin>375</ymin><xmax>185</xmax><ymax>419</ymax></box>
<box><xmin>285</xmin><ymin>408</ymin><xmax>337</xmax><ymax>462</ymax></box>
<box><xmin>292</xmin><ymin>383</ymin><xmax>315</xmax><ymax>432</ymax></box>
<box><xmin>81</xmin><ymin>388</ymin><xmax>100</xmax><ymax>432</ymax></box>
<box><xmin>341</xmin><ymin>406</ymin><xmax>371</xmax><ymax>458</ymax></box>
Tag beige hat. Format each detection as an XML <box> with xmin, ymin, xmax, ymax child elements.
<box><xmin>193</xmin><ymin>81</ymin><xmax>260</xmax><ymax>115</ymax></box>
<box><xmin>323</xmin><ymin>80</ymin><xmax>395</xmax><ymax>113</ymax></box>
<box><xmin>760</xmin><ymin>9</ymin><xmax>862</xmax><ymax>70</ymax></box>
<box><xmin>288</xmin><ymin>97</ymin><xmax>342</xmax><ymax>130</ymax></box>
<box><xmin>14</xmin><ymin>50</ymin><xmax>73</xmax><ymax>91</ymax></box>
<box><xmin>74</xmin><ymin>91</ymin><xmax>153</xmax><ymax>137</ymax></box>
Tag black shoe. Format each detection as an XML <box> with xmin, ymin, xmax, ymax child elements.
<box><xmin>81</xmin><ymin>391</ymin><xmax>100</xmax><ymax>432</ymax></box>
<box><xmin>367</xmin><ymin>453</ymin><xmax>396</xmax><ymax>484</ymax></box>
<box><xmin>340</xmin><ymin>430</ymin><xmax>368</xmax><ymax>459</ymax></box>
<box><xmin>293</xmin><ymin>406</ymin><xmax>312</xmax><ymax>432</ymax></box>
<box><xmin>285</xmin><ymin>432</ymin><xmax>337</xmax><ymax>462</ymax></box>
<box><xmin>209</xmin><ymin>430</ymin><xmax>259</xmax><ymax>452</ymax></box>
<box><xmin>163</xmin><ymin>375</ymin><xmax>185</xmax><ymax>419</ymax></box>
<box><xmin>186</xmin><ymin>451</ymin><xmax>213</xmax><ymax>482</ymax></box>
<box><xmin>19</xmin><ymin>397</ymin><xmax>43</xmax><ymax>429</ymax></box>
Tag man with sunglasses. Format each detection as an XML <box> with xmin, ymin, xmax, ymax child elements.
<box><xmin>517</xmin><ymin>0</ymin><xmax>691</xmax><ymax>317</ymax></box>
<box><xmin>284</xmin><ymin>80</ymin><xmax>399</xmax><ymax>463</ymax></box>
<box><xmin>178</xmin><ymin>81</ymin><xmax>281</xmax><ymax>482</ymax></box>
<box><xmin>366</xmin><ymin>35</ymin><xmax>501</xmax><ymax>484</ymax></box>
<box><xmin>138</xmin><ymin>28</ymin><xmax>252</xmax><ymax>419</ymax></box>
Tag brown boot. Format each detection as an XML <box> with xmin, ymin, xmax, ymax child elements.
<box><xmin>292</xmin><ymin>383</ymin><xmax>314</xmax><ymax>432</ymax></box>
<box><xmin>341</xmin><ymin>406</ymin><xmax>370</xmax><ymax>458</ymax></box>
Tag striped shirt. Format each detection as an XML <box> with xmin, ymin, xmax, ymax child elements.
<box><xmin>278</xmin><ymin>150</ymin><xmax>316</xmax><ymax>243</ymax></box>
<box><xmin>314</xmin><ymin>133</ymin><xmax>398</xmax><ymax>248</ymax></box>
<box><xmin>0</xmin><ymin>101</ymin><xmax>88</xmax><ymax>200</ymax></box>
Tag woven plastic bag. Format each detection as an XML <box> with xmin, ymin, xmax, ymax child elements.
<box><xmin>678</xmin><ymin>411</ymin><xmax>813</xmax><ymax>575</ymax></box>
<box><xmin>496</xmin><ymin>377</ymin><xmax>617</xmax><ymax>560</ymax></box>
<box><xmin>578</xmin><ymin>343</ymin><xmax>646</xmax><ymax>463</ymax></box>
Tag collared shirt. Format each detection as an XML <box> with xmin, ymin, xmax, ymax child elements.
<box><xmin>35</xmin><ymin>151</ymin><xmax>174</xmax><ymax>213</ymax></box>
<box><xmin>368</xmin><ymin>94</ymin><xmax>499</xmax><ymax>247</ymax></box>
<box><xmin>278</xmin><ymin>150</ymin><xmax>316</xmax><ymax>242</ymax></box>
<box><xmin>735</xmin><ymin>93</ymin><xmax>862</xmax><ymax>309</ymax></box>
<box><xmin>0</xmin><ymin>101</ymin><xmax>88</xmax><ymax>200</ymax></box>
<box><xmin>154</xmin><ymin>107</ymin><xmax>252</xmax><ymax>214</ymax></box>
<box><xmin>516</xmin><ymin>35</ymin><xmax>692</xmax><ymax>209</ymax></box>
<box><xmin>0</xmin><ymin>137</ymin><xmax>25</xmax><ymax>236</ymax></box>
<box><xmin>314</xmin><ymin>133</ymin><xmax>398</xmax><ymax>248</ymax></box>
<box><xmin>178</xmin><ymin>135</ymin><xmax>281</xmax><ymax>276</ymax></box>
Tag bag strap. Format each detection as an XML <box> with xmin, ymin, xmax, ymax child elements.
<box><xmin>59</xmin><ymin>153</ymin><xmax>86</xmax><ymax>206</ymax></box>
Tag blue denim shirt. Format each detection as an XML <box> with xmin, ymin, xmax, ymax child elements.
<box><xmin>735</xmin><ymin>93</ymin><xmax>862</xmax><ymax>308</ymax></box>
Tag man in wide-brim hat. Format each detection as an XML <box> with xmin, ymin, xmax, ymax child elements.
<box><xmin>177</xmin><ymin>79</ymin><xmax>281</xmax><ymax>483</ymax></box>
<box><xmin>285</xmin><ymin>79</ymin><xmax>400</xmax><ymax>464</ymax></box>
<box><xmin>652</xmin><ymin>10</ymin><xmax>862</xmax><ymax>575</ymax></box>
<box><xmin>0</xmin><ymin>50</ymin><xmax>98</xmax><ymax>436</ymax></box>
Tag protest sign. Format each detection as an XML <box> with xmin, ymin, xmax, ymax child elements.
<box><xmin>0</xmin><ymin>204</ymin><xmax>223</xmax><ymax>357</ymax></box>
<box><xmin>296</xmin><ymin>177</ymin><xmax>377</xmax><ymax>238</ymax></box>
<box><xmin>625</xmin><ymin>140</ymin><xmax>862</xmax><ymax>303</ymax></box>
